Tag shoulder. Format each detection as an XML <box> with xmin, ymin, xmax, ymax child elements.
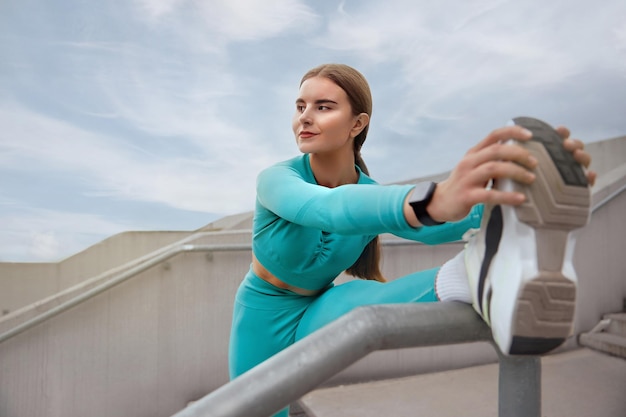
<box><xmin>258</xmin><ymin>154</ymin><xmax>314</xmax><ymax>183</ymax></box>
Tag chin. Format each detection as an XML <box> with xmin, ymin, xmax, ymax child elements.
<box><xmin>297</xmin><ymin>143</ymin><xmax>314</xmax><ymax>154</ymax></box>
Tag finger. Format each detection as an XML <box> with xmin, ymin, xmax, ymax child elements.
<box><xmin>572</xmin><ymin>149</ymin><xmax>592</xmax><ymax>169</ymax></box>
<box><xmin>555</xmin><ymin>126</ymin><xmax>571</xmax><ymax>140</ymax></box>
<box><xmin>465</xmin><ymin>141</ymin><xmax>538</xmax><ymax>171</ymax></box>
<box><xmin>468</xmin><ymin>187</ymin><xmax>526</xmax><ymax>207</ymax></box>
<box><xmin>587</xmin><ymin>170</ymin><xmax>597</xmax><ymax>187</ymax></box>
<box><xmin>465</xmin><ymin>160</ymin><xmax>537</xmax><ymax>188</ymax></box>
<box><xmin>468</xmin><ymin>125</ymin><xmax>533</xmax><ymax>154</ymax></box>
<box><xmin>562</xmin><ymin>137</ymin><xmax>585</xmax><ymax>152</ymax></box>
<box><xmin>561</xmin><ymin>137</ymin><xmax>593</xmax><ymax>170</ymax></box>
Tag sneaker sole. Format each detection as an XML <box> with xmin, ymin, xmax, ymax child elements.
<box><xmin>507</xmin><ymin>117</ymin><xmax>591</xmax><ymax>355</ymax></box>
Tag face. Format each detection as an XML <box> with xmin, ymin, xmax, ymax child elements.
<box><xmin>292</xmin><ymin>76</ymin><xmax>366</xmax><ymax>156</ymax></box>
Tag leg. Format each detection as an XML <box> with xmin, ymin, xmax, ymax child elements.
<box><xmin>229</xmin><ymin>271</ymin><xmax>312</xmax><ymax>417</ymax></box>
<box><xmin>465</xmin><ymin>116</ymin><xmax>591</xmax><ymax>355</ymax></box>
<box><xmin>295</xmin><ymin>267</ymin><xmax>439</xmax><ymax>341</ymax></box>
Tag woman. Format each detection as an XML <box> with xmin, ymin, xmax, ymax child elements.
<box><xmin>228</xmin><ymin>63</ymin><xmax>594</xmax><ymax>417</ymax></box>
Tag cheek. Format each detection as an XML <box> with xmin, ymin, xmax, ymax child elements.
<box><xmin>326</xmin><ymin>114</ymin><xmax>353</xmax><ymax>135</ymax></box>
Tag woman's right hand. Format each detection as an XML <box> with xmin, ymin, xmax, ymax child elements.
<box><xmin>426</xmin><ymin>125</ymin><xmax>539</xmax><ymax>223</ymax></box>
<box><xmin>426</xmin><ymin>123</ymin><xmax>595</xmax><ymax>224</ymax></box>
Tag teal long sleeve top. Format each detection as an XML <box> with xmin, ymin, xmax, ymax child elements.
<box><xmin>252</xmin><ymin>154</ymin><xmax>482</xmax><ymax>291</ymax></box>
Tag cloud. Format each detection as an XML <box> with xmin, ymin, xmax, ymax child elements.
<box><xmin>314</xmin><ymin>0</ymin><xmax>626</xmax><ymax>115</ymax></box>
<box><xmin>615</xmin><ymin>23</ymin><xmax>626</xmax><ymax>55</ymax></box>
<box><xmin>91</xmin><ymin>49</ymin><xmax>243</xmax><ymax>142</ymax></box>
<box><xmin>198</xmin><ymin>0</ymin><xmax>319</xmax><ymax>41</ymax></box>
<box><xmin>295</xmin><ymin>0</ymin><xmax>626</xmax><ymax>185</ymax></box>
<box><xmin>0</xmin><ymin>102</ymin><xmax>265</xmax><ymax>214</ymax></box>
<box><xmin>0</xmin><ymin>204</ymin><xmax>134</xmax><ymax>262</ymax></box>
<box><xmin>133</xmin><ymin>0</ymin><xmax>319</xmax><ymax>42</ymax></box>
<box><xmin>30</xmin><ymin>231</ymin><xmax>62</xmax><ymax>260</ymax></box>
<box><xmin>133</xmin><ymin>0</ymin><xmax>186</xmax><ymax>19</ymax></box>
<box><xmin>1</xmin><ymin>0</ymin><xmax>625</xmax><ymax>262</ymax></box>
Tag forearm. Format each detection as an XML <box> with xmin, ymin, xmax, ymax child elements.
<box><xmin>393</xmin><ymin>204</ymin><xmax>483</xmax><ymax>244</ymax></box>
<box><xmin>403</xmin><ymin>193</ymin><xmax>420</xmax><ymax>227</ymax></box>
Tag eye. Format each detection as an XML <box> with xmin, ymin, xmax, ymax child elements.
<box><xmin>296</xmin><ymin>105</ymin><xmax>305</xmax><ymax>112</ymax></box>
<box><xmin>318</xmin><ymin>105</ymin><xmax>330</xmax><ymax>111</ymax></box>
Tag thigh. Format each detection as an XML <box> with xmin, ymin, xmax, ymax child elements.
<box><xmin>229</xmin><ymin>302</ymin><xmax>292</xmax><ymax>417</ymax></box>
<box><xmin>228</xmin><ymin>275</ymin><xmax>310</xmax><ymax>417</ymax></box>
<box><xmin>295</xmin><ymin>267</ymin><xmax>440</xmax><ymax>341</ymax></box>
<box><xmin>229</xmin><ymin>300</ymin><xmax>309</xmax><ymax>378</ymax></box>
<box><xmin>228</xmin><ymin>273</ymin><xmax>312</xmax><ymax>379</ymax></box>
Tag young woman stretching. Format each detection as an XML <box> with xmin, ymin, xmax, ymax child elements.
<box><xmin>228</xmin><ymin>64</ymin><xmax>595</xmax><ymax>417</ymax></box>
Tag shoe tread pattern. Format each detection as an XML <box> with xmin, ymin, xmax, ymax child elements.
<box><xmin>515</xmin><ymin>273</ymin><xmax>576</xmax><ymax>331</ymax></box>
<box><xmin>506</xmin><ymin>117</ymin><xmax>590</xmax><ymax>355</ymax></box>
<box><xmin>512</xmin><ymin>117</ymin><xmax>591</xmax><ymax>230</ymax></box>
<box><xmin>514</xmin><ymin>116</ymin><xmax>588</xmax><ymax>187</ymax></box>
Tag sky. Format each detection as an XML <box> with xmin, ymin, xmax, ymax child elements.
<box><xmin>1</xmin><ymin>0</ymin><xmax>625</xmax><ymax>263</ymax></box>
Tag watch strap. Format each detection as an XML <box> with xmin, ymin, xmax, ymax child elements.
<box><xmin>409</xmin><ymin>182</ymin><xmax>445</xmax><ymax>226</ymax></box>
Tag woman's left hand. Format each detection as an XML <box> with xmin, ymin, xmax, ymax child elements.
<box><xmin>556</xmin><ymin>126</ymin><xmax>597</xmax><ymax>186</ymax></box>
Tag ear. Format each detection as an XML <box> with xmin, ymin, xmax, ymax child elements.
<box><xmin>350</xmin><ymin>113</ymin><xmax>370</xmax><ymax>138</ymax></box>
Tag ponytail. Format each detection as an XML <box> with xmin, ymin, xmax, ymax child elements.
<box><xmin>346</xmin><ymin>143</ymin><xmax>386</xmax><ymax>283</ymax></box>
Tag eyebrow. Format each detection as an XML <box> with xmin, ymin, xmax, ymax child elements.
<box><xmin>295</xmin><ymin>98</ymin><xmax>338</xmax><ymax>105</ymax></box>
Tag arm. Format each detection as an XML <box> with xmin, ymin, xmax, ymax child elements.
<box><xmin>417</xmin><ymin>125</ymin><xmax>595</xmax><ymax>224</ymax></box>
<box><xmin>257</xmin><ymin>164</ymin><xmax>415</xmax><ymax>236</ymax></box>
<box><xmin>257</xmin><ymin>162</ymin><xmax>482</xmax><ymax>244</ymax></box>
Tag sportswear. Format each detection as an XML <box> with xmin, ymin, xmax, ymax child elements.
<box><xmin>252</xmin><ymin>154</ymin><xmax>482</xmax><ymax>291</ymax></box>
<box><xmin>230</xmin><ymin>153</ymin><xmax>483</xmax><ymax>417</ymax></box>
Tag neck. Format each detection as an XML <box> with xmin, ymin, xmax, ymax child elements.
<box><xmin>309</xmin><ymin>152</ymin><xmax>358</xmax><ymax>188</ymax></box>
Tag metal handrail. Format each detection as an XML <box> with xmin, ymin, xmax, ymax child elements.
<box><xmin>592</xmin><ymin>181</ymin><xmax>626</xmax><ymax>212</ymax></box>
<box><xmin>0</xmin><ymin>238</ymin><xmax>457</xmax><ymax>344</ymax></box>
<box><xmin>0</xmin><ymin>244</ymin><xmax>250</xmax><ymax>343</ymax></box>
<box><xmin>170</xmin><ymin>302</ymin><xmax>540</xmax><ymax>417</ymax></box>
<box><xmin>3</xmin><ymin>183</ymin><xmax>622</xmax><ymax>415</ymax></box>
<box><xmin>1</xmin><ymin>180</ymin><xmax>621</xmax><ymax>345</ymax></box>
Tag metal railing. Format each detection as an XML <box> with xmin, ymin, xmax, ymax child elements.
<box><xmin>0</xmin><ymin>243</ymin><xmax>251</xmax><ymax>343</ymax></box>
<box><xmin>1</xmin><ymin>179</ymin><xmax>622</xmax><ymax>345</ymax></box>
<box><xmin>170</xmin><ymin>302</ymin><xmax>541</xmax><ymax>417</ymax></box>
<box><xmin>2</xmin><ymin>181</ymin><xmax>622</xmax><ymax>416</ymax></box>
<box><xmin>0</xmin><ymin>239</ymin><xmax>456</xmax><ymax>344</ymax></box>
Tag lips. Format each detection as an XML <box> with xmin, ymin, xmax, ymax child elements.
<box><xmin>299</xmin><ymin>131</ymin><xmax>317</xmax><ymax>139</ymax></box>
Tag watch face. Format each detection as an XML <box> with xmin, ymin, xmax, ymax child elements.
<box><xmin>411</xmin><ymin>181</ymin><xmax>435</xmax><ymax>203</ymax></box>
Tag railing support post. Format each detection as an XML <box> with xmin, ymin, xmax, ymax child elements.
<box><xmin>498</xmin><ymin>352</ymin><xmax>541</xmax><ymax>417</ymax></box>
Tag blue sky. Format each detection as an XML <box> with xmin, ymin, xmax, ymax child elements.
<box><xmin>1</xmin><ymin>0</ymin><xmax>625</xmax><ymax>262</ymax></box>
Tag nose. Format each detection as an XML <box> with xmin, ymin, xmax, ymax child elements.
<box><xmin>298</xmin><ymin>107</ymin><xmax>312</xmax><ymax>125</ymax></box>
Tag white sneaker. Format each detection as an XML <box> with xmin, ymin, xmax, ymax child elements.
<box><xmin>465</xmin><ymin>116</ymin><xmax>591</xmax><ymax>355</ymax></box>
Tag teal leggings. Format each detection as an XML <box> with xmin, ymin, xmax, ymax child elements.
<box><xmin>228</xmin><ymin>266</ymin><xmax>439</xmax><ymax>417</ymax></box>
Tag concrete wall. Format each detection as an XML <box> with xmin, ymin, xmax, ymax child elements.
<box><xmin>0</xmin><ymin>230</ymin><xmax>252</xmax><ymax>417</ymax></box>
<box><xmin>57</xmin><ymin>231</ymin><xmax>194</xmax><ymax>289</ymax></box>
<box><xmin>0</xmin><ymin>231</ymin><xmax>193</xmax><ymax>316</ymax></box>
<box><xmin>0</xmin><ymin>263</ymin><xmax>58</xmax><ymax>316</ymax></box>
<box><xmin>0</xmin><ymin>211</ymin><xmax>256</xmax><ymax>317</ymax></box>
<box><xmin>0</xmin><ymin>136</ymin><xmax>624</xmax><ymax>417</ymax></box>
<box><xmin>1</xmin><ymin>136</ymin><xmax>622</xmax><ymax>316</ymax></box>
<box><xmin>575</xmin><ymin>177</ymin><xmax>626</xmax><ymax>329</ymax></box>
<box><xmin>586</xmin><ymin>136</ymin><xmax>626</xmax><ymax>178</ymax></box>
<box><xmin>1</xmin><ymin>181</ymin><xmax>625</xmax><ymax>417</ymax></box>
<box><xmin>0</xmin><ymin>235</ymin><xmax>482</xmax><ymax>417</ymax></box>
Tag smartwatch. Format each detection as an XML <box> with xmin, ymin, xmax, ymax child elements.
<box><xmin>408</xmin><ymin>182</ymin><xmax>445</xmax><ymax>226</ymax></box>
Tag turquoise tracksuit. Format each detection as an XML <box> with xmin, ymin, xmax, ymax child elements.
<box><xmin>229</xmin><ymin>154</ymin><xmax>482</xmax><ymax>417</ymax></box>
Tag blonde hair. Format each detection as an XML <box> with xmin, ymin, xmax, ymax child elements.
<box><xmin>300</xmin><ymin>64</ymin><xmax>385</xmax><ymax>282</ymax></box>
